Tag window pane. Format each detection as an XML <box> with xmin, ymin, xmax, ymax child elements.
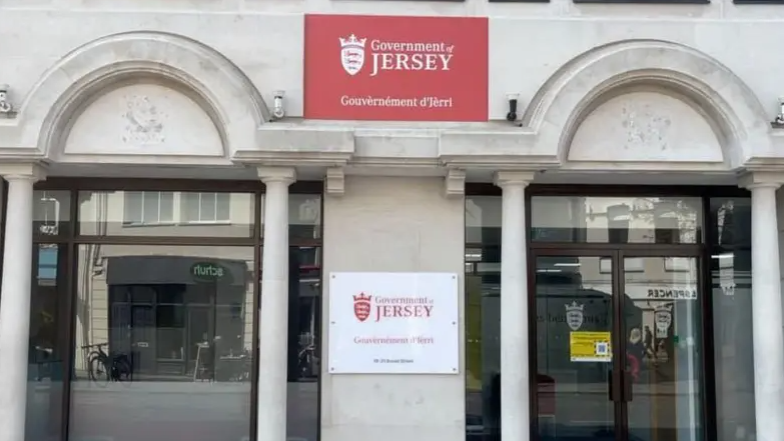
<box><xmin>69</xmin><ymin>245</ymin><xmax>255</xmax><ymax>441</ymax></box>
<box><xmin>531</xmin><ymin>196</ymin><xmax>703</xmax><ymax>244</ymax></box>
<box><xmin>181</xmin><ymin>192</ymin><xmax>200</xmax><ymax>222</ymax></box>
<box><xmin>289</xmin><ymin>194</ymin><xmax>321</xmax><ymax>240</ymax></box>
<box><xmin>535</xmin><ymin>256</ymin><xmax>615</xmax><ymax>439</ymax></box>
<box><xmin>217</xmin><ymin>193</ymin><xmax>231</xmax><ymax>222</ymax></box>
<box><xmin>466</xmin><ymin>196</ymin><xmax>501</xmax><ymax>246</ymax></box>
<box><xmin>624</xmin><ymin>257</ymin><xmax>704</xmax><ymax>441</ymax></box>
<box><xmin>712</xmin><ymin>248</ymin><xmax>755</xmax><ymax>441</ymax></box>
<box><xmin>159</xmin><ymin>192</ymin><xmax>175</xmax><ymax>223</ymax></box>
<box><xmin>78</xmin><ymin>191</ymin><xmax>255</xmax><ymax>237</ymax></box>
<box><xmin>710</xmin><ymin>198</ymin><xmax>751</xmax><ymax>247</ymax></box>
<box><xmin>26</xmin><ymin>244</ymin><xmax>67</xmax><ymax>441</ymax></box>
<box><xmin>142</xmin><ymin>192</ymin><xmax>161</xmax><ymax>224</ymax></box>
<box><xmin>201</xmin><ymin>193</ymin><xmax>217</xmax><ymax>222</ymax></box>
<box><xmin>464</xmin><ymin>196</ymin><xmax>501</xmax><ymax>441</ymax></box>
<box><xmin>285</xmin><ymin>246</ymin><xmax>321</xmax><ymax>441</ymax></box>
<box><xmin>33</xmin><ymin>190</ymin><xmax>71</xmax><ymax>237</ymax></box>
<box><xmin>123</xmin><ymin>191</ymin><xmax>142</xmax><ymax>224</ymax></box>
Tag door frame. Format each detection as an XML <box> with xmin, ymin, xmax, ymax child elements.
<box><xmin>528</xmin><ymin>247</ymin><xmax>705</xmax><ymax>441</ymax></box>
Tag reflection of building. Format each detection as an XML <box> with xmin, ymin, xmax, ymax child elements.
<box><xmin>73</xmin><ymin>254</ymin><xmax>253</xmax><ymax>379</ymax></box>
<box><xmin>466</xmin><ymin>195</ymin><xmax>761</xmax><ymax>441</ymax></box>
<box><xmin>1</xmin><ymin>5</ymin><xmax>784</xmax><ymax>441</ymax></box>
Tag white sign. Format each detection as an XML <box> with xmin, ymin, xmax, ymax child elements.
<box><xmin>328</xmin><ymin>272</ymin><xmax>459</xmax><ymax>374</ymax></box>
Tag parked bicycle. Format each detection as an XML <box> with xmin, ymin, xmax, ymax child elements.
<box><xmin>297</xmin><ymin>343</ymin><xmax>317</xmax><ymax>379</ymax></box>
<box><xmin>82</xmin><ymin>343</ymin><xmax>132</xmax><ymax>386</ymax></box>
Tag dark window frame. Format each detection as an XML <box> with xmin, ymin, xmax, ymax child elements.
<box><xmin>488</xmin><ymin>0</ymin><xmax>550</xmax><ymax>3</ymax></box>
<box><xmin>30</xmin><ymin>178</ymin><xmax>324</xmax><ymax>441</ymax></box>
<box><xmin>732</xmin><ymin>0</ymin><xmax>784</xmax><ymax>4</ymax></box>
<box><xmin>573</xmin><ymin>0</ymin><xmax>709</xmax><ymax>4</ymax></box>
<box><xmin>464</xmin><ymin>184</ymin><xmax>749</xmax><ymax>441</ymax></box>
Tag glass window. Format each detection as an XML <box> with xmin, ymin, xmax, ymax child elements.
<box><xmin>464</xmin><ymin>196</ymin><xmax>501</xmax><ymax>441</ymax></box>
<box><xmin>531</xmin><ymin>196</ymin><xmax>703</xmax><ymax>244</ymax></box>
<box><xmin>710</xmin><ymin>197</ymin><xmax>755</xmax><ymax>441</ymax></box>
<box><xmin>78</xmin><ymin>191</ymin><xmax>255</xmax><ymax>237</ymax></box>
<box><xmin>34</xmin><ymin>190</ymin><xmax>71</xmax><ymax>237</ymax></box>
<box><xmin>710</xmin><ymin>198</ymin><xmax>751</xmax><ymax>247</ymax></box>
<box><xmin>181</xmin><ymin>192</ymin><xmax>232</xmax><ymax>223</ymax></box>
<box><xmin>286</xmin><ymin>246</ymin><xmax>322</xmax><ymax>441</ymax></box>
<box><xmin>26</xmin><ymin>244</ymin><xmax>68</xmax><ymax>441</ymax></box>
<box><xmin>123</xmin><ymin>191</ymin><xmax>174</xmax><ymax>225</ymax></box>
<box><xmin>68</xmin><ymin>245</ymin><xmax>255</xmax><ymax>441</ymax></box>
<box><xmin>289</xmin><ymin>194</ymin><xmax>322</xmax><ymax>241</ymax></box>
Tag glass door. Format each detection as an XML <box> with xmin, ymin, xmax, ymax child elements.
<box><xmin>534</xmin><ymin>252</ymin><xmax>620</xmax><ymax>441</ymax></box>
<box><xmin>533</xmin><ymin>251</ymin><xmax>704</xmax><ymax>441</ymax></box>
<box><xmin>621</xmin><ymin>255</ymin><xmax>704</xmax><ymax>441</ymax></box>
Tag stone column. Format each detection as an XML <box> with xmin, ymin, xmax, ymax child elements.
<box><xmin>0</xmin><ymin>163</ymin><xmax>45</xmax><ymax>441</ymax></box>
<box><xmin>740</xmin><ymin>172</ymin><xmax>784</xmax><ymax>441</ymax></box>
<box><xmin>257</xmin><ymin>166</ymin><xmax>295</xmax><ymax>441</ymax></box>
<box><xmin>494</xmin><ymin>171</ymin><xmax>535</xmax><ymax>441</ymax></box>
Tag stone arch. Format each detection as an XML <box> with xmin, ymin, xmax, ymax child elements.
<box><xmin>522</xmin><ymin>39</ymin><xmax>769</xmax><ymax>168</ymax></box>
<box><xmin>15</xmin><ymin>31</ymin><xmax>268</xmax><ymax>159</ymax></box>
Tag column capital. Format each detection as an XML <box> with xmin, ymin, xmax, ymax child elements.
<box><xmin>0</xmin><ymin>162</ymin><xmax>46</xmax><ymax>182</ymax></box>
<box><xmin>738</xmin><ymin>171</ymin><xmax>784</xmax><ymax>190</ymax></box>
<box><xmin>493</xmin><ymin>170</ymin><xmax>535</xmax><ymax>188</ymax></box>
<box><xmin>257</xmin><ymin>166</ymin><xmax>296</xmax><ymax>185</ymax></box>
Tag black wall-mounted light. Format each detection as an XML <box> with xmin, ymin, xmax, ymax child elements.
<box><xmin>506</xmin><ymin>93</ymin><xmax>519</xmax><ymax>122</ymax></box>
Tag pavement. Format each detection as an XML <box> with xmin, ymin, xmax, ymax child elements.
<box><xmin>26</xmin><ymin>380</ymin><xmax>319</xmax><ymax>441</ymax></box>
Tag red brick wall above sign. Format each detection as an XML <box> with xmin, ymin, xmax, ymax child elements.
<box><xmin>304</xmin><ymin>14</ymin><xmax>489</xmax><ymax>122</ymax></box>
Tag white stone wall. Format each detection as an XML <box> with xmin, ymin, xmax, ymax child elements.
<box><xmin>0</xmin><ymin>2</ymin><xmax>783</xmax><ymax>126</ymax></box>
<box><xmin>322</xmin><ymin>177</ymin><xmax>464</xmax><ymax>441</ymax></box>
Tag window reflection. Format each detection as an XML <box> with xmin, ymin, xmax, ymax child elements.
<box><xmin>535</xmin><ymin>256</ymin><xmax>614</xmax><ymax>439</ymax></box>
<box><xmin>34</xmin><ymin>191</ymin><xmax>70</xmax><ymax>237</ymax></box>
<box><xmin>68</xmin><ymin>245</ymin><xmax>255</xmax><ymax>441</ymax></box>
<box><xmin>28</xmin><ymin>190</ymin><xmax>322</xmax><ymax>441</ymax></box>
<box><xmin>78</xmin><ymin>191</ymin><xmax>255</xmax><ymax>237</ymax></box>
<box><xmin>711</xmin><ymin>198</ymin><xmax>751</xmax><ymax>247</ymax></box>
<box><xmin>623</xmin><ymin>257</ymin><xmax>703</xmax><ymax>441</ymax></box>
<box><xmin>286</xmin><ymin>247</ymin><xmax>321</xmax><ymax>441</ymax></box>
<box><xmin>26</xmin><ymin>243</ymin><xmax>67</xmax><ymax>441</ymax></box>
<box><xmin>289</xmin><ymin>194</ymin><xmax>322</xmax><ymax>241</ymax></box>
<box><xmin>531</xmin><ymin>197</ymin><xmax>703</xmax><ymax>244</ymax></box>
<box><xmin>465</xmin><ymin>196</ymin><xmax>501</xmax><ymax>441</ymax></box>
<box><xmin>711</xmin><ymin>197</ymin><xmax>755</xmax><ymax>441</ymax></box>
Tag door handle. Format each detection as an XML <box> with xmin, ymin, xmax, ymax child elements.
<box><xmin>607</xmin><ymin>370</ymin><xmax>621</xmax><ymax>402</ymax></box>
<box><xmin>623</xmin><ymin>369</ymin><xmax>634</xmax><ymax>402</ymax></box>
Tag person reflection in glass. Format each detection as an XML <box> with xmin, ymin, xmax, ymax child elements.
<box><xmin>627</xmin><ymin>327</ymin><xmax>645</xmax><ymax>381</ymax></box>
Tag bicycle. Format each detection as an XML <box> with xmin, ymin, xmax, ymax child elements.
<box><xmin>82</xmin><ymin>343</ymin><xmax>132</xmax><ymax>386</ymax></box>
<box><xmin>297</xmin><ymin>344</ymin><xmax>317</xmax><ymax>379</ymax></box>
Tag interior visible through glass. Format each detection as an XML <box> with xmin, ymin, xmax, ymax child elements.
<box><xmin>465</xmin><ymin>196</ymin><xmax>501</xmax><ymax>441</ymax></box>
<box><xmin>24</xmin><ymin>188</ymin><xmax>324</xmax><ymax>441</ymax></box>
<box><xmin>623</xmin><ymin>256</ymin><xmax>703</xmax><ymax>441</ymax></box>
<box><xmin>535</xmin><ymin>255</ymin><xmax>615</xmax><ymax>441</ymax></box>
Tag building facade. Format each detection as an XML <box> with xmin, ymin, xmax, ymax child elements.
<box><xmin>0</xmin><ymin>1</ymin><xmax>783</xmax><ymax>441</ymax></box>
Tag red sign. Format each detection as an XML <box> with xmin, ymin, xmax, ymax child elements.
<box><xmin>304</xmin><ymin>14</ymin><xmax>489</xmax><ymax>122</ymax></box>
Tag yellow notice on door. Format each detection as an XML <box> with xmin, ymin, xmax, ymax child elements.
<box><xmin>570</xmin><ymin>331</ymin><xmax>612</xmax><ymax>362</ymax></box>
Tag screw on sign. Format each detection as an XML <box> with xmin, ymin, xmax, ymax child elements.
<box><xmin>353</xmin><ymin>293</ymin><xmax>372</xmax><ymax>322</ymax></box>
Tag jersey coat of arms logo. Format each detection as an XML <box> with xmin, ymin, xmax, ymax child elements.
<box><xmin>565</xmin><ymin>301</ymin><xmax>585</xmax><ymax>331</ymax></box>
<box><xmin>339</xmin><ymin>34</ymin><xmax>367</xmax><ymax>76</ymax></box>
<box><xmin>353</xmin><ymin>293</ymin><xmax>372</xmax><ymax>322</ymax></box>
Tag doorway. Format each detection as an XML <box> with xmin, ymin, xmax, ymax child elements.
<box><xmin>532</xmin><ymin>249</ymin><xmax>704</xmax><ymax>441</ymax></box>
